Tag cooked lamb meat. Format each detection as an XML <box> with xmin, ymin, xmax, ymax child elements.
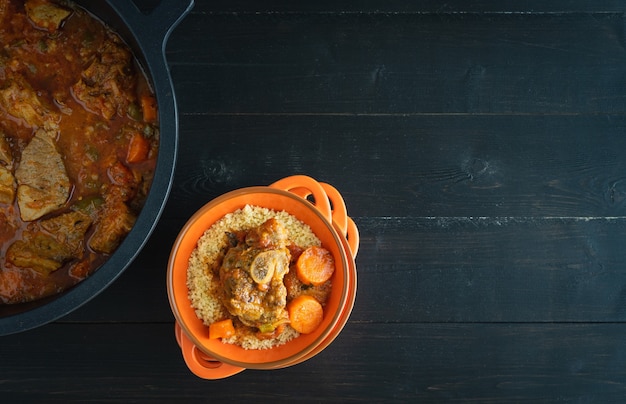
<box><xmin>89</xmin><ymin>194</ymin><xmax>136</xmax><ymax>254</ymax></box>
<box><xmin>0</xmin><ymin>134</ymin><xmax>12</xmax><ymax>166</ymax></box>
<box><xmin>0</xmin><ymin>0</ymin><xmax>8</xmax><ymax>22</ymax></box>
<box><xmin>24</xmin><ymin>0</ymin><xmax>72</xmax><ymax>33</ymax></box>
<box><xmin>0</xmin><ymin>210</ymin><xmax>15</xmax><ymax>245</ymax></box>
<box><xmin>0</xmin><ymin>74</ymin><xmax>59</xmax><ymax>130</ymax></box>
<box><xmin>6</xmin><ymin>232</ymin><xmax>74</xmax><ymax>275</ymax></box>
<box><xmin>15</xmin><ymin>129</ymin><xmax>70</xmax><ymax>221</ymax></box>
<box><xmin>87</xmin><ymin>161</ymin><xmax>138</xmax><ymax>254</ymax></box>
<box><xmin>0</xmin><ymin>165</ymin><xmax>15</xmax><ymax>205</ymax></box>
<box><xmin>219</xmin><ymin>219</ymin><xmax>292</xmax><ymax>332</ymax></box>
<box><xmin>6</xmin><ymin>211</ymin><xmax>91</xmax><ymax>275</ymax></box>
<box><xmin>244</xmin><ymin>217</ymin><xmax>291</xmax><ymax>249</ymax></box>
<box><xmin>72</xmin><ymin>35</ymin><xmax>136</xmax><ymax>120</ymax></box>
<box><xmin>40</xmin><ymin>210</ymin><xmax>92</xmax><ymax>257</ymax></box>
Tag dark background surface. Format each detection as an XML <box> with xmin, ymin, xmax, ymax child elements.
<box><xmin>3</xmin><ymin>0</ymin><xmax>626</xmax><ymax>402</ymax></box>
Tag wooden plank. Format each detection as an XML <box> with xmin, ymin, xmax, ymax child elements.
<box><xmin>163</xmin><ymin>114</ymin><xmax>626</xmax><ymax>218</ymax></box>
<box><xmin>167</xmin><ymin>12</ymin><xmax>626</xmax><ymax>114</ymax></box>
<box><xmin>2</xmin><ymin>322</ymin><xmax>626</xmax><ymax>402</ymax></box>
<box><xmin>191</xmin><ymin>0</ymin><xmax>626</xmax><ymax>13</ymax></box>
<box><xmin>353</xmin><ymin>216</ymin><xmax>626</xmax><ymax>323</ymax></box>
<box><xmin>65</xmin><ymin>213</ymin><xmax>626</xmax><ymax>324</ymax></box>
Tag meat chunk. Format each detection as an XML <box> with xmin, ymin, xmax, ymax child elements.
<box><xmin>0</xmin><ymin>133</ymin><xmax>12</xmax><ymax>166</ymax></box>
<box><xmin>0</xmin><ymin>268</ymin><xmax>33</xmax><ymax>304</ymax></box>
<box><xmin>0</xmin><ymin>0</ymin><xmax>8</xmax><ymax>21</ymax></box>
<box><xmin>0</xmin><ymin>210</ymin><xmax>16</xmax><ymax>245</ymax></box>
<box><xmin>219</xmin><ymin>219</ymin><xmax>292</xmax><ymax>331</ymax></box>
<box><xmin>15</xmin><ymin>129</ymin><xmax>71</xmax><ymax>221</ymax></box>
<box><xmin>244</xmin><ymin>218</ymin><xmax>290</xmax><ymax>249</ymax></box>
<box><xmin>0</xmin><ymin>165</ymin><xmax>15</xmax><ymax>204</ymax></box>
<box><xmin>0</xmin><ymin>134</ymin><xmax>14</xmax><ymax>203</ymax></box>
<box><xmin>284</xmin><ymin>268</ymin><xmax>332</xmax><ymax>305</ymax></box>
<box><xmin>221</xmin><ymin>248</ymin><xmax>291</xmax><ymax>330</ymax></box>
<box><xmin>25</xmin><ymin>0</ymin><xmax>72</xmax><ymax>33</ymax></box>
<box><xmin>40</xmin><ymin>210</ymin><xmax>92</xmax><ymax>256</ymax></box>
<box><xmin>107</xmin><ymin>161</ymin><xmax>138</xmax><ymax>202</ymax></box>
<box><xmin>5</xmin><ymin>211</ymin><xmax>92</xmax><ymax>275</ymax></box>
<box><xmin>72</xmin><ymin>37</ymin><xmax>136</xmax><ymax>119</ymax></box>
<box><xmin>89</xmin><ymin>196</ymin><xmax>136</xmax><ymax>254</ymax></box>
<box><xmin>0</xmin><ymin>74</ymin><xmax>59</xmax><ymax>130</ymax></box>
<box><xmin>6</xmin><ymin>232</ymin><xmax>74</xmax><ymax>275</ymax></box>
<box><xmin>87</xmin><ymin>160</ymin><xmax>139</xmax><ymax>254</ymax></box>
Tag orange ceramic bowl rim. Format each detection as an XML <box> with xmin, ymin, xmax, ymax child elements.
<box><xmin>167</xmin><ymin>186</ymin><xmax>351</xmax><ymax>369</ymax></box>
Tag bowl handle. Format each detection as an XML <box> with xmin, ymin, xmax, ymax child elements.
<box><xmin>270</xmin><ymin>175</ymin><xmax>333</xmax><ymax>223</ymax></box>
<box><xmin>345</xmin><ymin>216</ymin><xmax>360</xmax><ymax>258</ymax></box>
<box><xmin>175</xmin><ymin>323</ymin><xmax>245</xmax><ymax>380</ymax></box>
<box><xmin>270</xmin><ymin>176</ymin><xmax>359</xmax><ymax>258</ymax></box>
<box><xmin>321</xmin><ymin>183</ymin><xmax>359</xmax><ymax>258</ymax></box>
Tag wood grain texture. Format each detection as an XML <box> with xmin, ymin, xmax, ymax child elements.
<box><xmin>3</xmin><ymin>0</ymin><xmax>626</xmax><ymax>401</ymax></box>
<box><xmin>167</xmin><ymin>12</ymin><xmax>626</xmax><ymax>114</ymax></box>
<box><xmin>2</xmin><ymin>323</ymin><xmax>626</xmax><ymax>402</ymax></box>
<box><xmin>164</xmin><ymin>114</ymin><xmax>626</xmax><ymax>218</ymax></box>
<box><xmin>192</xmin><ymin>0</ymin><xmax>626</xmax><ymax>13</ymax></box>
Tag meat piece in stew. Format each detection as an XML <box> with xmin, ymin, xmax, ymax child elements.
<box><xmin>0</xmin><ymin>73</ymin><xmax>59</xmax><ymax>130</ymax></box>
<box><xmin>24</xmin><ymin>0</ymin><xmax>71</xmax><ymax>33</ymax></box>
<box><xmin>219</xmin><ymin>219</ymin><xmax>292</xmax><ymax>333</ymax></box>
<box><xmin>15</xmin><ymin>129</ymin><xmax>70</xmax><ymax>221</ymax></box>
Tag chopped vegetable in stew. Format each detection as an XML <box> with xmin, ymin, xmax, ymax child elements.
<box><xmin>0</xmin><ymin>0</ymin><xmax>159</xmax><ymax>303</ymax></box>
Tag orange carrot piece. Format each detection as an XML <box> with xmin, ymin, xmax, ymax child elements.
<box><xmin>141</xmin><ymin>94</ymin><xmax>158</xmax><ymax>123</ymax></box>
<box><xmin>209</xmin><ymin>319</ymin><xmax>235</xmax><ymax>339</ymax></box>
<box><xmin>126</xmin><ymin>132</ymin><xmax>149</xmax><ymax>163</ymax></box>
<box><xmin>287</xmin><ymin>295</ymin><xmax>323</xmax><ymax>334</ymax></box>
<box><xmin>295</xmin><ymin>246</ymin><xmax>335</xmax><ymax>286</ymax></box>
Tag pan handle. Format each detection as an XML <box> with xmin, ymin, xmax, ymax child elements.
<box><xmin>106</xmin><ymin>0</ymin><xmax>194</xmax><ymax>48</ymax></box>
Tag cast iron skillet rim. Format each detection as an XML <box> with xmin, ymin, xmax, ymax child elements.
<box><xmin>0</xmin><ymin>0</ymin><xmax>194</xmax><ymax>336</ymax></box>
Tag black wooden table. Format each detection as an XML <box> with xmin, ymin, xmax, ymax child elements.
<box><xmin>3</xmin><ymin>0</ymin><xmax>626</xmax><ymax>401</ymax></box>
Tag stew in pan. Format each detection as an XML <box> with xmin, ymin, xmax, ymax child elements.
<box><xmin>0</xmin><ymin>0</ymin><xmax>159</xmax><ymax>303</ymax></box>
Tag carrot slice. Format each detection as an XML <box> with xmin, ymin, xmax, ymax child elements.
<box><xmin>209</xmin><ymin>318</ymin><xmax>235</xmax><ymax>339</ymax></box>
<box><xmin>287</xmin><ymin>295</ymin><xmax>324</xmax><ymax>334</ymax></box>
<box><xmin>126</xmin><ymin>132</ymin><xmax>149</xmax><ymax>163</ymax></box>
<box><xmin>141</xmin><ymin>94</ymin><xmax>158</xmax><ymax>123</ymax></box>
<box><xmin>295</xmin><ymin>246</ymin><xmax>335</xmax><ymax>286</ymax></box>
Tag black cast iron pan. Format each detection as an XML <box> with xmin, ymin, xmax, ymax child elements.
<box><xmin>0</xmin><ymin>0</ymin><xmax>194</xmax><ymax>335</ymax></box>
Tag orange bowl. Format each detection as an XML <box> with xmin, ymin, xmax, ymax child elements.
<box><xmin>167</xmin><ymin>176</ymin><xmax>358</xmax><ymax>378</ymax></box>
